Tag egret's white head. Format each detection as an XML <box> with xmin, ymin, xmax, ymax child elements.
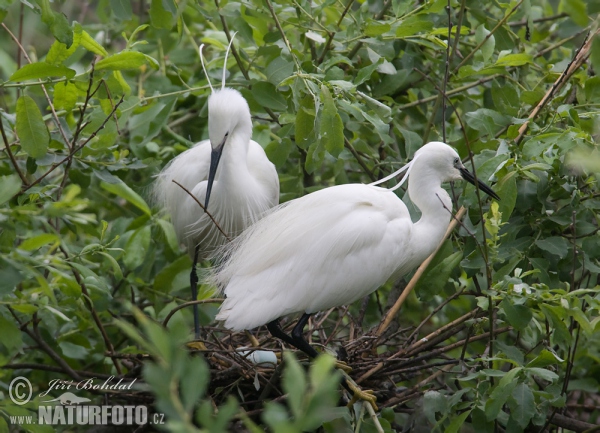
<box><xmin>207</xmin><ymin>87</ymin><xmax>252</xmax><ymax>152</ymax></box>
<box><xmin>413</xmin><ymin>141</ymin><xmax>499</xmax><ymax>199</ymax></box>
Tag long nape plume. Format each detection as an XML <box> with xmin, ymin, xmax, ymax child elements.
<box><xmin>222</xmin><ymin>32</ymin><xmax>237</xmax><ymax>90</ymax></box>
<box><xmin>369</xmin><ymin>154</ymin><xmax>421</xmax><ymax>191</ymax></box>
<box><xmin>199</xmin><ymin>44</ymin><xmax>214</xmax><ymax>94</ymax></box>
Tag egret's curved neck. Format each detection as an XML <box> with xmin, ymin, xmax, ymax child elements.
<box><xmin>407</xmin><ymin>164</ymin><xmax>453</xmax><ymax>259</ymax></box>
<box><xmin>216</xmin><ymin>120</ymin><xmax>253</xmax><ymax>185</ymax></box>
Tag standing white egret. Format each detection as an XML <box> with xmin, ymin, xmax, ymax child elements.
<box><xmin>211</xmin><ymin>141</ymin><xmax>498</xmax><ymax>357</ymax></box>
<box><xmin>155</xmin><ymin>38</ymin><xmax>279</xmax><ymax>338</ymax></box>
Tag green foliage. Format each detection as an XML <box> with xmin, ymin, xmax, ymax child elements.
<box><xmin>0</xmin><ymin>0</ymin><xmax>599</xmax><ymax>431</ymax></box>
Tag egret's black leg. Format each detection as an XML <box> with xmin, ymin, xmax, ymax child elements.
<box><xmin>267</xmin><ymin>319</ymin><xmax>297</xmax><ymax>346</ymax></box>
<box><xmin>291</xmin><ymin>313</ymin><xmax>319</xmax><ymax>358</ymax></box>
<box><xmin>190</xmin><ymin>245</ymin><xmax>200</xmax><ymax>340</ymax></box>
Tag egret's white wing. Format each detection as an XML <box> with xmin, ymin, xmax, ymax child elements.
<box><xmin>154</xmin><ymin>141</ymin><xmax>211</xmax><ymax>252</ymax></box>
<box><xmin>247</xmin><ymin>141</ymin><xmax>280</xmax><ymax>212</ymax></box>
<box><xmin>213</xmin><ymin>184</ymin><xmax>415</xmax><ymax>330</ymax></box>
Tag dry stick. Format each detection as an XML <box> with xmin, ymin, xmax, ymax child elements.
<box><xmin>515</xmin><ymin>29</ymin><xmax>600</xmax><ymax>145</ymax></box>
<box><xmin>375</xmin><ymin>206</ymin><xmax>467</xmax><ymax>339</ymax></box>
<box><xmin>3</xmin><ymin>363</ymin><xmax>113</xmax><ymax>379</ymax></box>
<box><xmin>385</xmin><ymin>365</ymin><xmax>454</xmax><ymax>408</ymax></box>
<box><xmin>0</xmin><ymin>115</ymin><xmax>28</xmax><ymax>184</ymax></box>
<box><xmin>162</xmin><ymin>298</ymin><xmax>224</xmax><ymax>327</ymax></box>
<box><xmin>22</xmin><ymin>96</ymin><xmax>125</xmax><ymax>193</ymax></box>
<box><xmin>171</xmin><ymin>180</ymin><xmax>231</xmax><ymax>241</ymax></box>
<box><xmin>452</xmin><ymin>0</ymin><xmax>524</xmax><ymax>73</ymax></box>
<box><xmin>2</xmin><ymin>23</ymin><xmax>72</xmax><ymax>150</ymax></box>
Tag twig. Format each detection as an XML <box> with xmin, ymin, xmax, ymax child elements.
<box><xmin>0</xmin><ymin>115</ymin><xmax>28</xmax><ymax>185</ymax></box>
<box><xmin>452</xmin><ymin>0</ymin><xmax>524</xmax><ymax>73</ymax></box>
<box><xmin>2</xmin><ymin>23</ymin><xmax>72</xmax><ymax>149</ymax></box>
<box><xmin>515</xmin><ymin>29</ymin><xmax>600</xmax><ymax>145</ymax></box>
<box><xmin>171</xmin><ymin>180</ymin><xmax>231</xmax><ymax>241</ymax></box>
<box><xmin>347</xmin><ymin>0</ymin><xmax>393</xmax><ymax>59</ymax></box>
<box><xmin>2</xmin><ymin>363</ymin><xmax>114</xmax><ymax>379</ymax></box>
<box><xmin>22</xmin><ymin>96</ymin><xmax>125</xmax><ymax>193</ymax></box>
<box><xmin>375</xmin><ymin>206</ymin><xmax>467</xmax><ymax>338</ymax></box>
<box><xmin>316</xmin><ymin>0</ymin><xmax>355</xmax><ymax>65</ymax></box>
<box><xmin>345</xmin><ymin>138</ymin><xmax>376</xmax><ymax>181</ymax></box>
<box><xmin>61</xmin><ymin>246</ymin><xmax>122</xmax><ymax>374</ymax></box>
<box><xmin>365</xmin><ymin>401</ymin><xmax>384</xmax><ymax>433</ymax></box>
<box><xmin>162</xmin><ymin>298</ymin><xmax>224</xmax><ymax>327</ymax></box>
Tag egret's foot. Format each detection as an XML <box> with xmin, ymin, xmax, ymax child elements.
<box><xmin>345</xmin><ymin>381</ymin><xmax>378</xmax><ymax>412</ymax></box>
<box><xmin>186</xmin><ymin>341</ymin><xmax>207</xmax><ymax>351</ymax></box>
<box><xmin>335</xmin><ymin>360</ymin><xmax>353</xmax><ymax>373</ymax></box>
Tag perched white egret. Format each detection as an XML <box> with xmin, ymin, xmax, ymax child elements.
<box><xmin>211</xmin><ymin>141</ymin><xmax>498</xmax><ymax>357</ymax></box>
<box><xmin>155</xmin><ymin>39</ymin><xmax>279</xmax><ymax>338</ymax></box>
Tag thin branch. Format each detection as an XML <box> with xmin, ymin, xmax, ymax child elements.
<box><xmin>2</xmin><ymin>23</ymin><xmax>72</xmax><ymax>150</ymax></box>
<box><xmin>452</xmin><ymin>0</ymin><xmax>524</xmax><ymax>73</ymax></box>
<box><xmin>317</xmin><ymin>0</ymin><xmax>355</xmax><ymax>65</ymax></box>
<box><xmin>515</xmin><ymin>29</ymin><xmax>600</xmax><ymax>145</ymax></box>
<box><xmin>171</xmin><ymin>180</ymin><xmax>231</xmax><ymax>241</ymax></box>
<box><xmin>0</xmin><ymin>115</ymin><xmax>28</xmax><ymax>184</ymax></box>
<box><xmin>22</xmin><ymin>96</ymin><xmax>125</xmax><ymax>193</ymax></box>
<box><xmin>345</xmin><ymin>138</ymin><xmax>376</xmax><ymax>181</ymax></box>
<box><xmin>375</xmin><ymin>207</ymin><xmax>467</xmax><ymax>339</ymax></box>
<box><xmin>162</xmin><ymin>298</ymin><xmax>224</xmax><ymax>327</ymax></box>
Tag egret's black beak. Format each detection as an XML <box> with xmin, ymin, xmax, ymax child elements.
<box><xmin>205</xmin><ymin>139</ymin><xmax>226</xmax><ymax>209</ymax></box>
<box><xmin>459</xmin><ymin>167</ymin><xmax>500</xmax><ymax>201</ymax></box>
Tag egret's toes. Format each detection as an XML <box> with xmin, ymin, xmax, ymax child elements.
<box><xmin>335</xmin><ymin>360</ymin><xmax>353</xmax><ymax>373</ymax></box>
<box><xmin>345</xmin><ymin>381</ymin><xmax>378</xmax><ymax>412</ymax></box>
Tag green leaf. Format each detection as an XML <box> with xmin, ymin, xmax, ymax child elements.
<box><xmin>53</xmin><ymin>81</ymin><xmax>79</xmax><ymax>112</ymax></box>
<box><xmin>527</xmin><ymin>367</ymin><xmax>559</xmax><ymax>382</ymax></box>
<box><xmin>150</xmin><ymin>0</ymin><xmax>176</xmax><ymax>29</ymax></box>
<box><xmin>16</xmin><ymin>95</ymin><xmax>49</xmax><ymax>158</ymax></box>
<box><xmin>59</xmin><ymin>341</ymin><xmax>88</xmax><ymax>359</ymax></box>
<box><xmin>99</xmin><ymin>251</ymin><xmax>123</xmax><ymax>281</ymax></box>
<box><xmin>36</xmin><ymin>0</ymin><xmax>73</xmax><ymax>48</ymax></box>
<box><xmin>445</xmin><ymin>410</ymin><xmax>471</xmax><ymax>433</ymax></box>
<box><xmin>100</xmin><ymin>180</ymin><xmax>151</xmax><ymax>215</ymax></box>
<box><xmin>265</xmin><ymin>57</ymin><xmax>294</xmax><ymax>86</ymax></box>
<box><xmin>417</xmin><ymin>249</ymin><xmax>462</xmax><ymax>301</ymax></box>
<box><xmin>423</xmin><ymin>390</ymin><xmax>446</xmax><ymax>424</ymax></box>
<box><xmin>0</xmin><ymin>314</ymin><xmax>23</xmax><ymax>354</ymax></box>
<box><xmin>509</xmin><ymin>383</ymin><xmax>535</xmax><ymax>428</ymax></box>
<box><xmin>110</xmin><ymin>0</ymin><xmax>132</xmax><ymax>21</ymax></box>
<box><xmin>485</xmin><ymin>367</ymin><xmax>521</xmax><ymax>421</ymax></box>
<box><xmin>354</xmin><ymin>62</ymin><xmax>379</xmax><ymax>86</ymax></box>
<box><xmin>495</xmin><ymin>53</ymin><xmax>533</xmax><ymax>67</ymax></box>
<box><xmin>319</xmin><ymin>85</ymin><xmax>344</xmax><ymax>158</ymax></box>
<box><xmin>495</xmin><ymin>171</ymin><xmax>517</xmax><ymax>222</ymax></box>
<box><xmin>251</xmin><ymin>81</ymin><xmax>287</xmax><ymax>111</ymax></box>
<box><xmin>10</xmin><ymin>62</ymin><xmax>75</xmax><ymax>82</ymax></box>
<box><xmin>365</xmin><ymin>21</ymin><xmax>391</xmax><ymax>36</ymax></box>
<box><xmin>501</xmin><ymin>299</ymin><xmax>532</xmax><ymax>331</ymax></box>
<box><xmin>559</xmin><ymin>0</ymin><xmax>588</xmax><ymax>26</ymax></box>
<box><xmin>527</xmin><ymin>350</ymin><xmax>564</xmax><ymax>368</ymax></box>
<box><xmin>95</xmin><ymin>51</ymin><xmax>148</xmax><ymax>71</ymax></box>
<box><xmin>465</xmin><ymin>108</ymin><xmax>512</xmax><ymax>136</ymax></box>
<box><xmin>282</xmin><ymin>352</ymin><xmax>307</xmax><ymax>418</ymax></box>
<box><xmin>395</xmin><ymin>15</ymin><xmax>433</xmax><ymax>38</ymax></box>
<box><xmin>19</xmin><ymin>233</ymin><xmax>59</xmax><ymax>251</ymax></box>
<box><xmin>475</xmin><ymin>25</ymin><xmax>495</xmax><ymax>62</ymax></box>
<box><xmin>540</xmin><ymin>304</ymin><xmax>572</xmax><ymax>347</ymax></box>
<box><xmin>535</xmin><ymin>237</ymin><xmax>569</xmax><ymax>259</ymax></box>
<box><xmin>0</xmin><ymin>175</ymin><xmax>22</xmax><ymax>205</ymax></box>
<box><xmin>46</xmin><ymin>23</ymin><xmax>82</xmax><ymax>65</ymax></box>
<box><xmin>81</xmin><ymin>30</ymin><xmax>108</xmax><ymax>56</ymax></box>
<box><xmin>123</xmin><ymin>226</ymin><xmax>151</xmax><ymax>270</ymax></box>
<box><xmin>156</xmin><ymin>219</ymin><xmax>180</xmax><ymax>254</ymax></box>
<box><xmin>295</xmin><ymin>95</ymin><xmax>316</xmax><ymax>150</ymax></box>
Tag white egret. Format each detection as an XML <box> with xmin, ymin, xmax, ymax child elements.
<box><xmin>211</xmin><ymin>141</ymin><xmax>499</xmax><ymax>358</ymax></box>
<box><xmin>154</xmin><ymin>38</ymin><xmax>279</xmax><ymax>338</ymax></box>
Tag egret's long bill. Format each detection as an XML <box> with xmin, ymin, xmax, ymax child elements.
<box><xmin>459</xmin><ymin>167</ymin><xmax>500</xmax><ymax>201</ymax></box>
<box><xmin>205</xmin><ymin>137</ymin><xmax>226</xmax><ymax>208</ymax></box>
